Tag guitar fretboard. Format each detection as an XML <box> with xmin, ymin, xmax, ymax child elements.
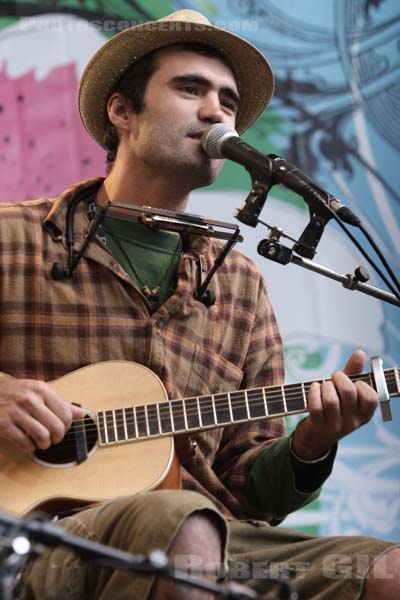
<box><xmin>96</xmin><ymin>368</ymin><xmax>399</xmax><ymax>446</ymax></box>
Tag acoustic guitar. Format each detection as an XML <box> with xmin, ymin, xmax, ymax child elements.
<box><xmin>0</xmin><ymin>358</ymin><xmax>398</xmax><ymax>515</ymax></box>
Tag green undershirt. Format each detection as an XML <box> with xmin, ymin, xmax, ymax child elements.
<box><xmin>102</xmin><ymin>218</ymin><xmax>182</xmax><ymax>307</ymax></box>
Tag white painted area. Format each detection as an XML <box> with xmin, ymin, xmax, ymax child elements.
<box><xmin>0</xmin><ymin>14</ymin><xmax>105</xmax><ymax>79</ymax></box>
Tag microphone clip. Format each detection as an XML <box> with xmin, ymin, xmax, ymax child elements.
<box><xmin>257</xmin><ymin>227</ymin><xmax>293</xmax><ymax>265</ymax></box>
<box><xmin>235</xmin><ymin>180</ymin><xmax>272</xmax><ymax>228</ymax></box>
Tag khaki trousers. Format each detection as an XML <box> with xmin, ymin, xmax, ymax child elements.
<box><xmin>18</xmin><ymin>490</ymin><xmax>398</xmax><ymax>600</ymax></box>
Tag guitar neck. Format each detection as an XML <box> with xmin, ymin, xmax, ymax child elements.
<box><xmin>96</xmin><ymin>368</ymin><xmax>400</xmax><ymax>446</ymax></box>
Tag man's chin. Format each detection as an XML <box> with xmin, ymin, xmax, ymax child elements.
<box><xmin>195</xmin><ymin>156</ymin><xmax>224</xmax><ymax>186</ymax></box>
<box><xmin>190</xmin><ymin>165</ymin><xmax>222</xmax><ymax>190</ymax></box>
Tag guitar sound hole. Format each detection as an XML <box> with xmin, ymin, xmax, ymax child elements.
<box><xmin>33</xmin><ymin>415</ymin><xmax>98</xmax><ymax>465</ymax></box>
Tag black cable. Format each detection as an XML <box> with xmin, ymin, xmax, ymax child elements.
<box><xmin>300</xmin><ymin>197</ymin><xmax>400</xmax><ymax>301</ymax></box>
<box><xmin>357</xmin><ymin>224</ymin><xmax>400</xmax><ymax>294</ymax></box>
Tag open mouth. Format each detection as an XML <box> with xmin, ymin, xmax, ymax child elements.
<box><xmin>188</xmin><ymin>131</ymin><xmax>205</xmax><ymax>141</ymax></box>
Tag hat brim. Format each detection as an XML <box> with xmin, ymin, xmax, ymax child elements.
<box><xmin>78</xmin><ymin>19</ymin><xmax>274</xmax><ymax>148</ymax></box>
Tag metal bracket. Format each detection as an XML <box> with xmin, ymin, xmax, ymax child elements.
<box><xmin>370</xmin><ymin>356</ymin><xmax>392</xmax><ymax>421</ymax></box>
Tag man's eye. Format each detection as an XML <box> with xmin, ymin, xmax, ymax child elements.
<box><xmin>221</xmin><ymin>99</ymin><xmax>236</xmax><ymax>112</ymax></box>
<box><xmin>181</xmin><ymin>85</ymin><xmax>198</xmax><ymax>95</ymax></box>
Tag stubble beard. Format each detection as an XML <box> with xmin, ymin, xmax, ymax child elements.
<box><xmin>143</xmin><ymin>140</ymin><xmax>222</xmax><ymax>191</ymax></box>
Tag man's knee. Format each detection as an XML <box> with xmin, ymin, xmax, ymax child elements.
<box><xmin>149</xmin><ymin>510</ymin><xmax>225</xmax><ymax>600</ymax></box>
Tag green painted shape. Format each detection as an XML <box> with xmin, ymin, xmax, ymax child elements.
<box><xmin>286</xmin><ymin>524</ymin><xmax>321</xmax><ymax>535</ymax></box>
<box><xmin>133</xmin><ymin>0</ymin><xmax>175</xmax><ymax>17</ymax></box>
<box><xmin>0</xmin><ymin>17</ymin><xmax>19</xmax><ymax>30</ymax></box>
<box><xmin>282</xmin><ymin>500</ymin><xmax>322</xmax><ymax>535</ymax></box>
<box><xmin>284</xmin><ymin>345</ymin><xmax>324</xmax><ymax>369</ymax></box>
<box><xmin>4</xmin><ymin>0</ymin><xmax>174</xmax><ymax>17</ymax></box>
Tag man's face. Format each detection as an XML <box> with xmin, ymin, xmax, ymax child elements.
<box><xmin>125</xmin><ymin>47</ymin><xmax>240</xmax><ymax>189</ymax></box>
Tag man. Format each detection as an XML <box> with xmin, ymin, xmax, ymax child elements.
<box><xmin>0</xmin><ymin>9</ymin><xmax>398</xmax><ymax>600</ymax></box>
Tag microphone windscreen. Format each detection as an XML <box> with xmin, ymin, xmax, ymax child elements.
<box><xmin>202</xmin><ymin>124</ymin><xmax>238</xmax><ymax>158</ymax></box>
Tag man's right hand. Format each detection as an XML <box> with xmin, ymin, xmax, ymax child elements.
<box><xmin>0</xmin><ymin>377</ymin><xmax>86</xmax><ymax>454</ymax></box>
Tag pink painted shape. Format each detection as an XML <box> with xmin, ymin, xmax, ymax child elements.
<box><xmin>0</xmin><ymin>63</ymin><xmax>105</xmax><ymax>202</ymax></box>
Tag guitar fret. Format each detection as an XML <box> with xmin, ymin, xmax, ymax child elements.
<box><xmin>211</xmin><ymin>395</ymin><xmax>217</xmax><ymax>424</ymax></box>
<box><xmin>197</xmin><ymin>396</ymin><xmax>203</xmax><ymax>428</ymax></box>
<box><xmin>133</xmin><ymin>406</ymin><xmax>139</xmax><ymax>438</ymax></box>
<box><xmin>262</xmin><ymin>387</ymin><xmax>269</xmax><ymax>416</ymax></box>
<box><xmin>393</xmin><ymin>368</ymin><xmax>400</xmax><ymax>395</ymax></box>
<box><xmin>301</xmin><ymin>382</ymin><xmax>307</xmax><ymax>408</ymax></box>
<box><xmin>169</xmin><ymin>402</ymin><xmax>175</xmax><ymax>432</ymax></box>
<box><xmin>112</xmin><ymin>409</ymin><xmax>118</xmax><ymax>441</ymax></box>
<box><xmin>156</xmin><ymin>403</ymin><xmax>162</xmax><ymax>434</ymax></box>
<box><xmin>244</xmin><ymin>390</ymin><xmax>251</xmax><ymax>419</ymax></box>
<box><xmin>227</xmin><ymin>392</ymin><xmax>234</xmax><ymax>422</ymax></box>
<box><xmin>144</xmin><ymin>406</ymin><xmax>151</xmax><ymax>436</ymax></box>
<box><xmin>122</xmin><ymin>408</ymin><xmax>128</xmax><ymax>440</ymax></box>
<box><xmin>182</xmin><ymin>399</ymin><xmax>189</xmax><ymax>430</ymax></box>
<box><xmin>281</xmin><ymin>385</ymin><xmax>287</xmax><ymax>413</ymax></box>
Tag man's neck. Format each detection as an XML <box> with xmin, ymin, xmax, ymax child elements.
<box><xmin>97</xmin><ymin>160</ymin><xmax>190</xmax><ymax>213</ymax></box>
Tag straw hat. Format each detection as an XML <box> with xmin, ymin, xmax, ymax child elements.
<box><xmin>78</xmin><ymin>9</ymin><xmax>274</xmax><ymax>147</ymax></box>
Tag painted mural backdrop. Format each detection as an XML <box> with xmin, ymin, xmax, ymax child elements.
<box><xmin>0</xmin><ymin>0</ymin><xmax>399</xmax><ymax>541</ymax></box>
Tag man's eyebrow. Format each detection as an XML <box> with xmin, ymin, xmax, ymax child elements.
<box><xmin>170</xmin><ymin>74</ymin><xmax>240</xmax><ymax>108</ymax></box>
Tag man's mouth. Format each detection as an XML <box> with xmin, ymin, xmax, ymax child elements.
<box><xmin>187</xmin><ymin>130</ymin><xmax>206</xmax><ymax>141</ymax></box>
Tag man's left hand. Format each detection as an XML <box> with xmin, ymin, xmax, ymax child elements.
<box><xmin>291</xmin><ymin>350</ymin><xmax>378</xmax><ymax>461</ymax></box>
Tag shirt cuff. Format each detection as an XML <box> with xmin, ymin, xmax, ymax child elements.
<box><xmin>289</xmin><ymin>434</ymin><xmax>337</xmax><ymax>493</ymax></box>
<box><xmin>246</xmin><ymin>435</ymin><xmax>336</xmax><ymax>521</ymax></box>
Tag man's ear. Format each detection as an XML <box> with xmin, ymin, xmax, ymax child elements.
<box><xmin>107</xmin><ymin>93</ymin><xmax>134</xmax><ymax>136</ymax></box>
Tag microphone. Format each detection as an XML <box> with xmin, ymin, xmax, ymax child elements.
<box><xmin>202</xmin><ymin>124</ymin><xmax>272</xmax><ymax>182</ymax></box>
<box><xmin>202</xmin><ymin>124</ymin><xmax>360</xmax><ymax>227</ymax></box>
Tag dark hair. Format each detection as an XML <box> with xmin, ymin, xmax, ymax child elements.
<box><xmin>103</xmin><ymin>43</ymin><xmax>229</xmax><ymax>171</ymax></box>
<box><xmin>103</xmin><ymin>51</ymin><xmax>158</xmax><ymax>169</ymax></box>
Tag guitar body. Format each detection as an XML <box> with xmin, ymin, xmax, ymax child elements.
<box><xmin>1</xmin><ymin>358</ymin><xmax>397</xmax><ymax>516</ymax></box>
<box><xmin>0</xmin><ymin>361</ymin><xmax>178</xmax><ymax>515</ymax></box>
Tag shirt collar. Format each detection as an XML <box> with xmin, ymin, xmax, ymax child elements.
<box><xmin>43</xmin><ymin>177</ymin><xmax>212</xmax><ymax>256</ymax></box>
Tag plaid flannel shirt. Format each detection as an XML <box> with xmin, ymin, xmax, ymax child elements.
<box><xmin>0</xmin><ymin>178</ymin><xmax>285</xmax><ymax>521</ymax></box>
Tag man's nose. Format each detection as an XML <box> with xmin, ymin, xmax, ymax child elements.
<box><xmin>197</xmin><ymin>92</ymin><xmax>225</xmax><ymax>124</ymax></box>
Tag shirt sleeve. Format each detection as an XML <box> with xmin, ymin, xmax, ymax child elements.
<box><xmin>212</xmin><ymin>275</ymin><xmax>287</xmax><ymax>522</ymax></box>
<box><xmin>211</xmin><ymin>271</ymin><xmax>337</xmax><ymax>523</ymax></box>
<box><xmin>246</xmin><ymin>435</ymin><xmax>337</xmax><ymax>522</ymax></box>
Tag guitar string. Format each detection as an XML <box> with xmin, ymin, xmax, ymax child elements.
<box><xmin>36</xmin><ymin>372</ymin><xmax>397</xmax><ymax>450</ymax></box>
<box><xmin>55</xmin><ymin>370</ymin><xmax>396</xmax><ymax>435</ymax></box>
<box><xmin>45</xmin><ymin>371</ymin><xmax>395</xmax><ymax>443</ymax></box>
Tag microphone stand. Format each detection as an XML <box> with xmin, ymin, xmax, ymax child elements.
<box><xmin>234</xmin><ymin>169</ymin><xmax>399</xmax><ymax>307</ymax></box>
<box><xmin>0</xmin><ymin>512</ymin><xmax>298</xmax><ymax>600</ymax></box>
<box><xmin>257</xmin><ymin>225</ymin><xmax>400</xmax><ymax>307</ymax></box>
